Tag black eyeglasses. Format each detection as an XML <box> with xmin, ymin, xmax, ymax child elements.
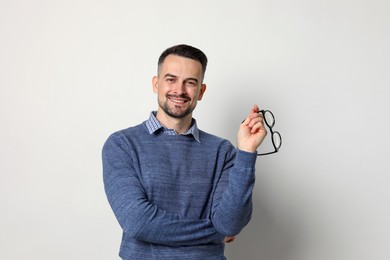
<box><xmin>246</xmin><ymin>110</ymin><xmax>282</xmax><ymax>156</ymax></box>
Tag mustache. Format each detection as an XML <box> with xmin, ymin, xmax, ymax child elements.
<box><xmin>167</xmin><ymin>94</ymin><xmax>191</xmax><ymax>100</ymax></box>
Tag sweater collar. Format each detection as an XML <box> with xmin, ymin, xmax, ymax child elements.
<box><xmin>145</xmin><ymin>111</ymin><xmax>201</xmax><ymax>143</ymax></box>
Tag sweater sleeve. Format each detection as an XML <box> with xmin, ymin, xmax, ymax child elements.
<box><xmin>211</xmin><ymin>147</ymin><xmax>257</xmax><ymax>236</ymax></box>
<box><xmin>102</xmin><ymin>133</ymin><xmax>224</xmax><ymax>247</ymax></box>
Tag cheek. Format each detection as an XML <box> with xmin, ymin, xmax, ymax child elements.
<box><xmin>157</xmin><ymin>85</ymin><xmax>169</xmax><ymax>95</ymax></box>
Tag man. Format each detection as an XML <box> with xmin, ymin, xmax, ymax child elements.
<box><xmin>102</xmin><ymin>44</ymin><xmax>267</xmax><ymax>259</ymax></box>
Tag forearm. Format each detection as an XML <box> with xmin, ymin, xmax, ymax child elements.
<box><xmin>102</xmin><ymin>135</ymin><xmax>224</xmax><ymax>246</ymax></box>
<box><xmin>211</xmin><ymin>149</ymin><xmax>257</xmax><ymax>236</ymax></box>
<box><xmin>104</xmin><ymin>172</ymin><xmax>224</xmax><ymax>246</ymax></box>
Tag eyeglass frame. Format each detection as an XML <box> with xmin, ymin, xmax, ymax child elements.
<box><xmin>256</xmin><ymin>110</ymin><xmax>282</xmax><ymax>156</ymax></box>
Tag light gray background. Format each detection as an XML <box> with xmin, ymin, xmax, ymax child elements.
<box><xmin>1</xmin><ymin>0</ymin><xmax>389</xmax><ymax>259</ymax></box>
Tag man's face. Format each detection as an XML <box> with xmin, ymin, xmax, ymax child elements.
<box><xmin>153</xmin><ymin>55</ymin><xmax>206</xmax><ymax>120</ymax></box>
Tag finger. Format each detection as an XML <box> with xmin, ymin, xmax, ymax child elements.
<box><xmin>224</xmin><ymin>236</ymin><xmax>235</xmax><ymax>243</ymax></box>
<box><xmin>241</xmin><ymin>116</ymin><xmax>251</xmax><ymax>126</ymax></box>
<box><xmin>251</xmin><ymin>106</ymin><xmax>263</xmax><ymax>120</ymax></box>
<box><xmin>251</xmin><ymin>121</ymin><xmax>267</xmax><ymax>134</ymax></box>
<box><xmin>242</xmin><ymin>105</ymin><xmax>261</xmax><ymax>125</ymax></box>
<box><xmin>248</xmin><ymin>114</ymin><xmax>264</xmax><ymax>127</ymax></box>
<box><xmin>247</xmin><ymin>117</ymin><xmax>262</xmax><ymax>128</ymax></box>
<box><xmin>248</xmin><ymin>117</ymin><xmax>265</xmax><ymax>131</ymax></box>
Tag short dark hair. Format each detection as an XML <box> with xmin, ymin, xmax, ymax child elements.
<box><xmin>157</xmin><ymin>44</ymin><xmax>208</xmax><ymax>78</ymax></box>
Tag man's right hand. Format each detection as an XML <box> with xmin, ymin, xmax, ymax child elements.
<box><xmin>237</xmin><ymin>104</ymin><xmax>267</xmax><ymax>153</ymax></box>
<box><xmin>224</xmin><ymin>236</ymin><xmax>235</xmax><ymax>243</ymax></box>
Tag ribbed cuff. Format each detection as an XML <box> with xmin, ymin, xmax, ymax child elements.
<box><xmin>234</xmin><ymin>149</ymin><xmax>257</xmax><ymax>168</ymax></box>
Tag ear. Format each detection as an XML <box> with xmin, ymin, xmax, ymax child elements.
<box><xmin>198</xmin><ymin>83</ymin><xmax>207</xmax><ymax>101</ymax></box>
<box><xmin>152</xmin><ymin>76</ymin><xmax>158</xmax><ymax>93</ymax></box>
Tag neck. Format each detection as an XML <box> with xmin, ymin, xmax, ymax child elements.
<box><xmin>155</xmin><ymin>110</ymin><xmax>193</xmax><ymax>134</ymax></box>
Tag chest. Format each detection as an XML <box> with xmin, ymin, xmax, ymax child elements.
<box><xmin>136</xmin><ymin>140</ymin><xmax>223</xmax><ymax>217</ymax></box>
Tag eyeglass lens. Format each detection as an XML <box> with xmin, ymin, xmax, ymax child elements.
<box><xmin>263</xmin><ymin>111</ymin><xmax>275</xmax><ymax>128</ymax></box>
<box><xmin>261</xmin><ymin>110</ymin><xmax>282</xmax><ymax>150</ymax></box>
<box><xmin>273</xmin><ymin>132</ymin><xmax>282</xmax><ymax>149</ymax></box>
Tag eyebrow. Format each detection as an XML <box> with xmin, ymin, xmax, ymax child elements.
<box><xmin>163</xmin><ymin>73</ymin><xmax>199</xmax><ymax>84</ymax></box>
<box><xmin>163</xmin><ymin>73</ymin><xmax>178</xmax><ymax>79</ymax></box>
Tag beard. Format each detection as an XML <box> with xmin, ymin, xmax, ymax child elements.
<box><xmin>158</xmin><ymin>94</ymin><xmax>194</xmax><ymax>119</ymax></box>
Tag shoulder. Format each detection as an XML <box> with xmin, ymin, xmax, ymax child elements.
<box><xmin>198</xmin><ymin>129</ymin><xmax>229</xmax><ymax>143</ymax></box>
<box><xmin>111</xmin><ymin>122</ymin><xmax>147</xmax><ymax>138</ymax></box>
<box><xmin>199</xmin><ymin>129</ymin><xmax>235</xmax><ymax>152</ymax></box>
<box><xmin>104</xmin><ymin>122</ymin><xmax>148</xmax><ymax>149</ymax></box>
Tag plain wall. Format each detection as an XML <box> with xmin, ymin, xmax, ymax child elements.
<box><xmin>1</xmin><ymin>0</ymin><xmax>389</xmax><ymax>259</ymax></box>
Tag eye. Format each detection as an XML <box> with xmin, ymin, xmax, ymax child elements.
<box><xmin>186</xmin><ymin>80</ymin><xmax>197</xmax><ymax>87</ymax></box>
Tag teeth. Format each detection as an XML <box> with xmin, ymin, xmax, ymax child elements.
<box><xmin>170</xmin><ymin>98</ymin><xmax>187</xmax><ymax>103</ymax></box>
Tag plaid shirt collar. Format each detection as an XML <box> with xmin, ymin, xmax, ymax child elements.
<box><xmin>145</xmin><ymin>111</ymin><xmax>201</xmax><ymax>143</ymax></box>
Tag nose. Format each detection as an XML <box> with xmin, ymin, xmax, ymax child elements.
<box><xmin>171</xmin><ymin>81</ymin><xmax>186</xmax><ymax>95</ymax></box>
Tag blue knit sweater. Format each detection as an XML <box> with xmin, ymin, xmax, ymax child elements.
<box><xmin>102</xmin><ymin>117</ymin><xmax>257</xmax><ymax>259</ymax></box>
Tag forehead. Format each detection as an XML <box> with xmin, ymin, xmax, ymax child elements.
<box><xmin>159</xmin><ymin>55</ymin><xmax>203</xmax><ymax>78</ymax></box>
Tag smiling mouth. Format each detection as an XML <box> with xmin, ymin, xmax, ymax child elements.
<box><xmin>168</xmin><ymin>95</ymin><xmax>190</xmax><ymax>105</ymax></box>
